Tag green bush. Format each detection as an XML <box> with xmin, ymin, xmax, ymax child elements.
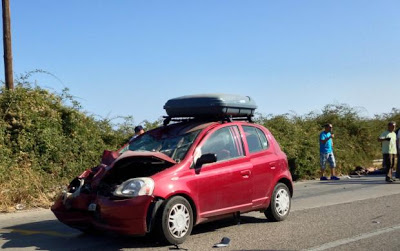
<box><xmin>256</xmin><ymin>104</ymin><xmax>400</xmax><ymax>180</ymax></box>
<box><xmin>0</xmin><ymin>78</ymin><xmax>138</xmax><ymax>211</ymax></box>
<box><xmin>0</xmin><ymin>76</ymin><xmax>399</xmax><ymax>211</ymax></box>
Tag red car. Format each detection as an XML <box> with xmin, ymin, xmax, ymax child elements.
<box><xmin>52</xmin><ymin>95</ymin><xmax>293</xmax><ymax>245</ymax></box>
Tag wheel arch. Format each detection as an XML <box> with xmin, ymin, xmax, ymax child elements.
<box><xmin>147</xmin><ymin>193</ymin><xmax>198</xmax><ymax>233</ymax></box>
<box><xmin>167</xmin><ymin>193</ymin><xmax>198</xmax><ymax>225</ymax></box>
<box><xmin>277</xmin><ymin>177</ymin><xmax>293</xmax><ymax>197</ymax></box>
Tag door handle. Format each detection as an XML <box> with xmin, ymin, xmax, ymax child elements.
<box><xmin>241</xmin><ymin>170</ymin><xmax>251</xmax><ymax>178</ymax></box>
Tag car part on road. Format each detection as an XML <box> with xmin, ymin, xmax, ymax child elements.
<box><xmin>213</xmin><ymin>237</ymin><xmax>231</xmax><ymax>248</ymax></box>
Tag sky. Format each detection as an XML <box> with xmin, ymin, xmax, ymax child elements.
<box><xmin>1</xmin><ymin>1</ymin><xmax>399</xmax><ymax>125</ymax></box>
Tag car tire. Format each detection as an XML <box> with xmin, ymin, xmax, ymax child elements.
<box><xmin>156</xmin><ymin>196</ymin><xmax>194</xmax><ymax>245</ymax></box>
<box><xmin>264</xmin><ymin>183</ymin><xmax>291</xmax><ymax>221</ymax></box>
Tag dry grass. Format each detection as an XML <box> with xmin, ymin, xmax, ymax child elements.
<box><xmin>0</xmin><ymin>165</ymin><xmax>63</xmax><ymax>213</ymax></box>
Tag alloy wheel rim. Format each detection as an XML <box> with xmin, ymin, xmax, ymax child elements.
<box><xmin>168</xmin><ymin>203</ymin><xmax>190</xmax><ymax>238</ymax></box>
<box><xmin>275</xmin><ymin>188</ymin><xmax>290</xmax><ymax>216</ymax></box>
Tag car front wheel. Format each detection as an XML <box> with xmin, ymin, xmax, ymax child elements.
<box><xmin>156</xmin><ymin>196</ymin><xmax>194</xmax><ymax>245</ymax></box>
<box><xmin>264</xmin><ymin>182</ymin><xmax>291</xmax><ymax>221</ymax></box>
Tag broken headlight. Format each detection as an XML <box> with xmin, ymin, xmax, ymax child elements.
<box><xmin>113</xmin><ymin>178</ymin><xmax>155</xmax><ymax>198</ymax></box>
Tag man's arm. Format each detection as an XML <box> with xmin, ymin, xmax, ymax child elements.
<box><xmin>378</xmin><ymin>132</ymin><xmax>391</xmax><ymax>142</ymax></box>
<box><xmin>320</xmin><ymin>134</ymin><xmax>334</xmax><ymax>144</ymax></box>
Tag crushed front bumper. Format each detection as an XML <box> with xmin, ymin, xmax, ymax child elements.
<box><xmin>51</xmin><ymin>194</ymin><xmax>155</xmax><ymax>235</ymax></box>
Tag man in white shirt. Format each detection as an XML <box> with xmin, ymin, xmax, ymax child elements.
<box><xmin>396</xmin><ymin>128</ymin><xmax>400</xmax><ymax>179</ymax></box>
<box><xmin>378</xmin><ymin>121</ymin><xmax>397</xmax><ymax>182</ymax></box>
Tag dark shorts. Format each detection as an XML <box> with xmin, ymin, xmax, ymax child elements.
<box><xmin>383</xmin><ymin>154</ymin><xmax>396</xmax><ymax>176</ymax></box>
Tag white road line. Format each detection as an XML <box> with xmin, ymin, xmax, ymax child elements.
<box><xmin>306</xmin><ymin>224</ymin><xmax>400</xmax><ymax>251</ymax></box>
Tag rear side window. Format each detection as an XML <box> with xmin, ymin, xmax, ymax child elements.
<box><xmin>243</xmin><ymin>126</ymin><xmax>269</xmax><ymax>153</ymax></box>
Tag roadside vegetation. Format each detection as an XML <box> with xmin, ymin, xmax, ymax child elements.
<box><xmin>257</xmin><ymin>106</ymin><xmax>400</xmax><ymax>180</ymax></box>
<box><xmin>0</xmin><ymin>75</ymin><xmax>161</xmax><ymax>212</ymax></box>
<box><xmin>0</xmin><ymin>76</ymin><xmax>399</xmax><ymax>212</ymax></box>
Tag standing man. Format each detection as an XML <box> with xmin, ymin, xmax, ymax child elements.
<box><xmin>397</xmin><ymin>128</ymin><xmax>400</xmax><ymax>179</ymax></box>
<box><xmin>319</xmin><ymin>123</ymin><xmax>340</xmax><ymax>180</ymax></box>
<box><xmin>378</xmin><ymin>121</ymin><xmax>397</xmax><ymax>182</ymax></box>
<box><xmin>119</xmin><ymin>125</ymin><xmax>146</xmax><ymax>154</ymax></box>
<box><xmin>129</xmin><ymin>125</ymin><xmax>145</xmax><ymax>143</ymax></box>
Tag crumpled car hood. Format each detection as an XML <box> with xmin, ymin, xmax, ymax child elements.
<box><xmin>111</xmin><ymin>150</ymin><xmax>177</xmax><ymax>167</ymax></box>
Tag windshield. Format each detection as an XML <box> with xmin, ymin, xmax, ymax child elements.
<box><xmin>126</xmin><ymin>129</ymin><xmax>201</xmax><ymax>162</ymax></box>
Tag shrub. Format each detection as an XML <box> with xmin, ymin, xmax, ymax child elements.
<box><xmin>256</xmin><ymin>103</ymin><xmax>399</xmax><ymax>180</ymax></box>
<box><xmin>0</xmin><ymin>77</ymin><xmax>398</xmax><ymax>210</ymax></box>
<box><xmin>0</xmin><ymin>78</ymin><xmax>137</xmax><ymax>212</ymax></box>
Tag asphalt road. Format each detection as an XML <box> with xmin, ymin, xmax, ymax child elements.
<box><xmin>1</xmin><ymin>175</ymin><xmax>400</xmax><ymax>250</ymax></box>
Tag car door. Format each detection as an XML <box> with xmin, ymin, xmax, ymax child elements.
<box><xmin>242</xmin><ymin>125</ymin><xmax>278</xmax><ymax>208</ymax></box>
<box><xmin>194</xmin><ymin>125</ymin><xmax>252</xmax><ymax>218</ymax></box>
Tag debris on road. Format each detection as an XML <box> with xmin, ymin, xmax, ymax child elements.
<box><xmin>213</xmin><ymin>237</ymin><xmax>230</xmax><ymax>248</ymax></box>
<box><xmin>350</xmin><ymin>166</ymin><xmax>384</xmax><ymax>176</ymax></box>
<box><xmin>15</xmin><ymin>204</ymin><xmax>25</xmax><ymax>210</ymax></box>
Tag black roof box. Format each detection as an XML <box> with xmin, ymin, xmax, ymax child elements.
<box><xmin>164</xmin><ymin>94</ymin><xmax>257</xmax><ymax>119</ymax></box>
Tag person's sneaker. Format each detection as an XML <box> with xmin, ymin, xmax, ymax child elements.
<box><xmin>386</xmin><ymin>177</ymin><xmax>394</xmax><ymax>183</ymax></box>
<box><xmin>320</xmin><ymin>176</ymin><xmax>328</xmax><ymax>181</ymax></box>
<box><xmin>330</xmin><ymin>176</ymin><xmax>340</xmax><ymax>180</ymax></box>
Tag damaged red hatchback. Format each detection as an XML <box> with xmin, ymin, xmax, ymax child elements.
<box><xmin>52</xmin><ymin>94</ymin><xmax>293</xmax><ymax>244</ymax></box>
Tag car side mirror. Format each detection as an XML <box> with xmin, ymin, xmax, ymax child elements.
<box><xmin>195</xmin><ymin>153</ymin><xmax>217</xmax><ymax>169</ymax></box>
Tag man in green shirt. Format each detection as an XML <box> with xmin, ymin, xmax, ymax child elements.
<box><xmin>378</xmin><ymin>121</ymin><xmax>397</xmax><ymax>182</ymax></box>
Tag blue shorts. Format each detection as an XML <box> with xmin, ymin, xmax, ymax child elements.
<box><xmin>320</xmin><ymin>153</ymin><xmax>336</xmax><ymax>169</ymax></box>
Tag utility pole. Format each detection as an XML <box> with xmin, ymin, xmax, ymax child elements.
<box><xmin>2</xmin><ymin>0</ymin><xmax>13</xmax><ymax>90</ymax></box>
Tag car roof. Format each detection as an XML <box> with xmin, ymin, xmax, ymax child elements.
<box><xmin>149</xmin><ymin>121</ymin><xmax>219</xmax><ymax>137</ymax></box>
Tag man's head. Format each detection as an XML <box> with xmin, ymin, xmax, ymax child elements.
<box><xmin>134</xmin><ymin>125</ymin><xmax>145</xmax><ymax>135</ymax></box>
<box><xmin>324</xmin><ymin>123</ymin><xmax>333</xmax><ymax>132</ymax></box>
<box><xmin>388</xmin><ymin>121</ymin><xmax>396</xmax><ymax>132</ymax></box>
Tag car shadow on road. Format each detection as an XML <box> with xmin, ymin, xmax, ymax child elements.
<box><xmin>191</xmin><ymin>214</ymin><xmax>269</xmax><ymax>236</ymax></box>
<box><xmin>0</xmin><ymin>219</ymin><xmax>169</xmax><ymax>250</ymax></box>
<box><xmin>0</xmin><ymin>215</ymin><xmax>271</xmax><ymax>250</ymax></box>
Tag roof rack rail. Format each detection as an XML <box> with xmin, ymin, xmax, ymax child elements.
<box><xmin>162</xmin><ymin>115</ymin><xmax>254</xmax><ymax>126</ymax></box>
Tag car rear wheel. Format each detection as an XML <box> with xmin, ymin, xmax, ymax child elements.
<box><xmin>156</xmin><ymin>196</ymin><xmax>193</xmax><ymax>245</ymax></box>
<box><xmin>264</xmin><ymin>183</ymin><xmax>291</xmax><ymax>221</ymax></box>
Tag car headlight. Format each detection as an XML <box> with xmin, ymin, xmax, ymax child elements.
<box><xmin>113</xmin><ymin>177</ymin><xmax>155</xmax><ymax>198</ymax></box>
